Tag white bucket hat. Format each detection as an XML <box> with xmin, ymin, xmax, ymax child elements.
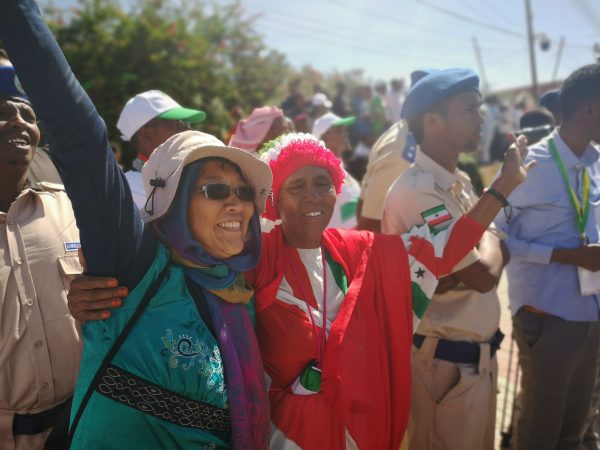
<box><xmin>140</xmin><ymin>130</ymin><xmax>272</xmax><ymax>223</ymax></box>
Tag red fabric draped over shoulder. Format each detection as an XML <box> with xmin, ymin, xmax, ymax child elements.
<box><xmin>246</xmin><ymin>226</ymin><xmax>413</xmax><ymax>450</ymax></box>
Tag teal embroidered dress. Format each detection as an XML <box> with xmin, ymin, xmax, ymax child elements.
<box><xmin>70</xmin><ymin>244</ymin><xmax>231</xmax><ymax>449</ymax></box>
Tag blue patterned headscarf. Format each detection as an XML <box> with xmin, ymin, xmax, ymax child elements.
<box><xmin>152</xmin><ymin>160</ymin><xmax>262</xmax><ymax>288</ymax></box>
<box><xmin>151</xmin><ymin>160</ymin><xmax>269</xmax><ymax>449</ymax></box>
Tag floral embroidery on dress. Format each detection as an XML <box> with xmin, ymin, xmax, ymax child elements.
<box><xmin>161</xmin><ymin>329</ymin><xmax>201</xmax><ymax>370</ymax></box>
<box><xmin>200</xmin><ymin>344</ymin><xmax>225</xmax><ymax>394</ymax></box>
<box><xmin>161</xmin><ymin>329</ymin><xmax>225</xmax><ymax>393</ymax></box>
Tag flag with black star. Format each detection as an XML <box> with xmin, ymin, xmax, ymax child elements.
<box><xmin>400</xmin><ymin>219</ymin><xmax>461</xmax><ymax>331</ymax></box>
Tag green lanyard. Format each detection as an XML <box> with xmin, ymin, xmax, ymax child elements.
<box><xmin>548</xmin><ymin>138</ymin><xmax>590</xmax><ymax>244</ymax></box>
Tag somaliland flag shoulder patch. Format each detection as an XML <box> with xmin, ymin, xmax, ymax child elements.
<box><xmin>420</xmin><ymin>204</ymin><xmax>452</xmax><ymax>232</ymax></box>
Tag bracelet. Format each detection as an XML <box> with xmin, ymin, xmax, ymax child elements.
<box><xmin>484</xmin><ymin>187</ymin><xmax>513</xmax><ymax>223</ymax></box>
<box><xmin>484</xmin><ymin>187</ymin><xmax>509</xmax><ymax>207</ymax></box>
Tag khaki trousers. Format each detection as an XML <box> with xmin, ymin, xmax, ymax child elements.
<box><xmin>409</xmin><ymin>336</ymin><xmax>498</xmax><ymax>450</ymax></box>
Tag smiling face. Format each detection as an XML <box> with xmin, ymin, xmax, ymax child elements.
<box><xmin>277</xmin><ymin>165</ymin><xmax>336</xmax><ymax>248</ymax></box>
<box><xmin>187</xmin><ymin>160</ymin><xmax>255</xmax><ymax>259</ymax></box>
<box><xmin>0</xmin><ymin>99</ymin><xmax>40</xmax><ymax>167</ymax></box>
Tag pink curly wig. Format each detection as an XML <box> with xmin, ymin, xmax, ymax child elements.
<box><xmin>262</xmin><ymin>136</ymin><xmax>345</xmax><ymax>221</ymax></box>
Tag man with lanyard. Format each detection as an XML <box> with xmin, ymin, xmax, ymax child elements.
<box><xmin>0</xmin><ymin>55</ymin><xmax>82</xmax><ymax>450</ymax></box>
<box><xmin>117</xmin><ymin>90</ymin><xmax>206</xmax><ymax>208</ymax></box>
<box><xmin>383</xmin><ymin>68</ymin><xmax>508</xmax><ymax>450</ymax></box>
<box><xmin>495</xmin><ymin>64</ymin><xmax>600</xmax><ymax>450</ymax></box>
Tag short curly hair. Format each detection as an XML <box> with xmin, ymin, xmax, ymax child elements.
<box><xmin>560</xmin><ymin>64</ymin><xmax>600</xmax><ymax>121</ymax></box>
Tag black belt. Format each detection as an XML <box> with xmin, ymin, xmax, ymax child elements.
<box><xmin>96</xmin><ymin>364</ymin><xmax>231</xmax><ymax>433</ymax></box>
<box><xmin>413</xmin><ymin>329</ymin><xmax>505</xmax><ymax>364</ymax></box>
<box><xmin>12</xmin><ymin>398</ymin><xmax>70</xmax><ymax>436</ymax></box>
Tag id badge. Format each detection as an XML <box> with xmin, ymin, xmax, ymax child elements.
<box><xmin>291</xmin><ymin>360</ymin><xmax>322</xmax><ymax>395</ymax></box>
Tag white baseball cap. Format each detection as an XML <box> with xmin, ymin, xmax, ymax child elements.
<box><xmin>140</xmin><ymin>130</ymin><xmax>272</xmax><ymax>223</ymax></box>
<box><xmin>310</xmin><ymin>92</ymin><xmax>332</xmax><ymax>109</ymax></box>
<box><xmin>117</xmin><ymin>90</ymin><xmax>206</xmax><ymax>141</ymax></box>
<box><xmin>311</xmin><ymin>112</ymin><xmax>356</xmax><ymax>139</ymax></box>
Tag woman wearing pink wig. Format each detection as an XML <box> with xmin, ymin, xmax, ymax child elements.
<box><xmin>241</xmin><ymin>133</ymin><xmax>528</xmax><ymax>449</ymax></box>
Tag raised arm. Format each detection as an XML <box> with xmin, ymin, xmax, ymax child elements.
<box><xmin>0</xmin><ymin>0</ymin><xmax>153</xmax><ymax>287</ymax></box>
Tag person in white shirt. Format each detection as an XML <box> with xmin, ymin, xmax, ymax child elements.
<box><xmin>312</xmin><ymin>112</ymin><xmax>361</xmax><ymax>228</ymax></box>
<box><xmin>386</xmin><ymin>78</ymin><xmax>405</xmax><ymax>124</ymax></box>
<box><xmin>117</xmin><ymin>90</ymin><xmax>206</xmax><ymax>209</ymax></box>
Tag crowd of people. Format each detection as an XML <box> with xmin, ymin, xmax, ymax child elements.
<box><xmin>1</xmin><ymin>0</ymin><xmax>600</xmax><ymax>450</ymax></box>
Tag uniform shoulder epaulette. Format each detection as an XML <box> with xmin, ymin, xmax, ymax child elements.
<box><xmin>33</xmin><ymin>181</ymin><xmax>66</xmax><ymax>192</ymax></box>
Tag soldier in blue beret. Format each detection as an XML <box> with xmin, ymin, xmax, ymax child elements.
<box><xmin>383</xmin><ymin>68</ymin><xmax>510</xmax><ymax>450</ymax></box>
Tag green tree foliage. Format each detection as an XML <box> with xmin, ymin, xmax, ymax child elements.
<box><xmin>43</xmin><ymin>0</ymin><xmax>292</xmax><ymax>163</ymax></box>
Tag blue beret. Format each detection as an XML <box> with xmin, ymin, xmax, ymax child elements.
<box><xmin>0</xmin><ymin>65</ymin><xmax>28</xmax><ymax>101</ymax></box>
<box><xmin>410</xmin><ymin>69</ymin><xmax>438</xmax><ymax>87</ymax></box>
<box><xmin>539</xmin><ymin>89</ymin><xmax>560</xmax><ymax>112</ymax></box>
<box><xmin>401</xmin><ymin>68</ymin><xmax>480</xmax><ymax>120</ymax></box>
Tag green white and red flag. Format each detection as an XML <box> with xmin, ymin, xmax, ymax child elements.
<box><xmin>420</xmin><ymin>204</ymin><xmax>452</xmax><ymax>231</ymax></box>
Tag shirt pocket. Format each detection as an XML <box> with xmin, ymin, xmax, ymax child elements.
<box><xmin>58</xmin><ymin>253</ymin><xmax>83</xmax><ymax>294</ymax></box>
<box><xmin>538</xmin><ymin>191</ymin><xmax>567</xmax><ymax>207</ymax></box>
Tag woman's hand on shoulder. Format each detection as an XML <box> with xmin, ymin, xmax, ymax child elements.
<box><xmin>68</xmin><ymin>275</ymin><xmax>128</xmax><ymax>322</ymax></box>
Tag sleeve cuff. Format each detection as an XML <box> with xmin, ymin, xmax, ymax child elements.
<box><xmin>527</xmin><ymin>242</ymin><xmax>554</xmax><ymax>264</ymax></box>
<box><xmin>505</xmin><ymin>237</ymin><xmax>553</xmax><ymax>264</ymax></box>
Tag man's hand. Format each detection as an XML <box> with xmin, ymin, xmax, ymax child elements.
<box><xmin>435</xmin><ymin>274</ymin><xmax>460</xmax><ymax>294</ymax></box>
<box><xmin>498</xmin><ymin>135</ymin><xmax>535</xmax><ymax>194</ymax></box>
<box><xmin>451</xmin><ymin>231</ymin><xmax>508</xmax><ymax>293</ymax></box>
<box><xmin>68</xmin><ymin>275</ymin><xmax>128</xmax><ymax>322</ymax></box>
<box><xmin>551</xmin><ymin>245</ymin><xmax>600</xmax><ymax>271</ymax></box>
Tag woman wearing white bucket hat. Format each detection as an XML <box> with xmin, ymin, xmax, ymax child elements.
<box><xmin>0</xmin><ymin>1</ymin><xmax>271</xmax><ymax>449</ymax></box>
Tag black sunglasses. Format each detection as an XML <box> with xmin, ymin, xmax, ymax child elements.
<box><xmin>197</xmin><ymin>183</ymin><xmax>255</xmax><ymax>202</ymax></box>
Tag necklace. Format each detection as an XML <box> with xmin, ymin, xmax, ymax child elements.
<box><xmin>289</xmin><ymin>247</ymin><xmax>328</xmax><ymax>367</ymax></box>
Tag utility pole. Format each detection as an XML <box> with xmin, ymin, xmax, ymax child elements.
<box><xmin>472</xmin><ymin>37</ymin><xmax>489</xmax><ymax>94</ymax></box>
<box><xmin>524</xmin><ymin>0</ymin><xmax>539</xmax><ymax>100</ymax></box>
<box><xmin>552</xmin><ymin>36</ymin><xmax>565</xmax><ymax>82</ymax></box>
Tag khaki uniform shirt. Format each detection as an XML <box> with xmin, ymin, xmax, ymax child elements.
<box><xmin>383</xmin><ymin>150</ymin><xmax>500</xmax><ymax>342</ymax></box>
<box><xmin>360</xmin><ymin>121</ymin><xmax>412</xmax><ymax>220</ymax></box>
<box><xmin>0</xmin><ymin>183</ymin><xmax>82</xmax><ymax>448</ymax></box>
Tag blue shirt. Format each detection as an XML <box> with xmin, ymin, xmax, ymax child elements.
<box><xmin>494</xmin><ymin>130</ymin><xmax>600</xmax><ymax>321</ymax></box>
